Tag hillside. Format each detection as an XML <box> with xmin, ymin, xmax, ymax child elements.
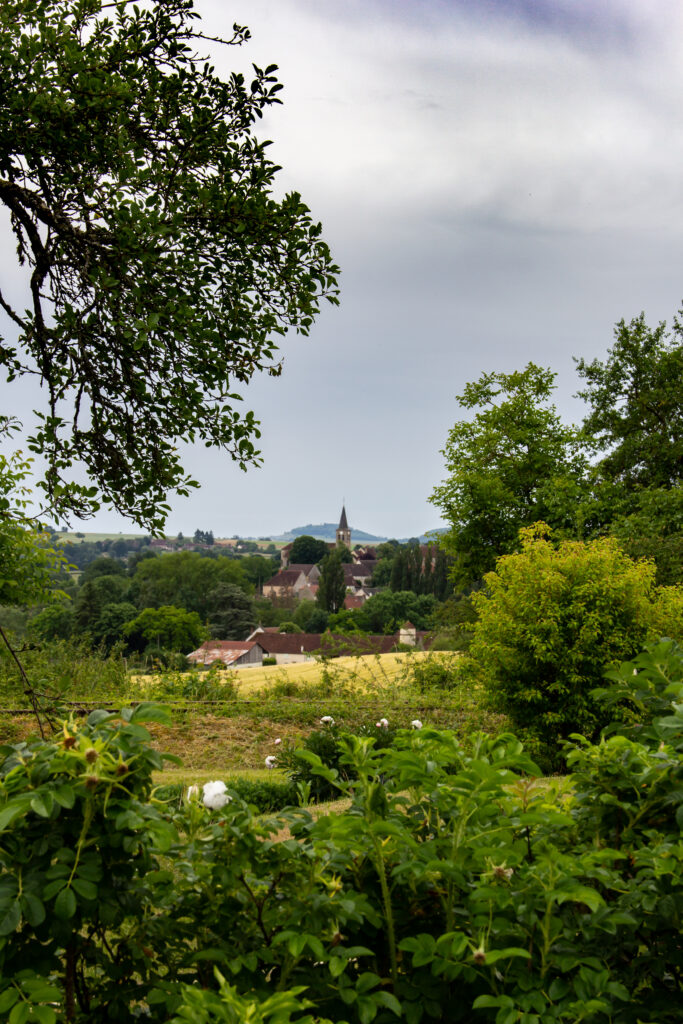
<box><xmin>275</xmin><ymin>523</ymin><xmax>447</xmax><ymax>544</ymax></box>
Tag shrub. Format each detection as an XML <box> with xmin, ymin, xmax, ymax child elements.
<box><xmin>409</xmin><ymin>652</ymin><xmax>461</xmax><ymax>692</ymax></box>
<box><xmin>468</xmin><ymin>524</ymin><xmax>666</xmax><ymax>763</ymax></box>
<box><xmin>3</xmin><ymin>687</ymin><xmax>683</xmax><ymax>1022</ymax></box>
<box><xmin>159</xmin><ymin>777</ymin><xmax>299</xmax><ymax>813</ymax></box>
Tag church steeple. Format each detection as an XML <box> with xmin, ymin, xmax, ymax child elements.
<box><xmin>336</xmin><ymin>505</ymin><xmax>351</xmax><ymax>549</ymax></box>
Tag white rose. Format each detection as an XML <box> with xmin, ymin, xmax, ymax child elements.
<box><xmin>202</xmin><ymin>780</ymin><xmax>231</xmax><ymax>810</ymax></box>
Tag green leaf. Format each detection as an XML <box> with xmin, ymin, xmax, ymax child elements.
<box><xmin>374</xmin><ymin>991</ymin><xmax>402</xmax><ymax>1016</ymax></box>
<box><xmin>0</xmin><ymin>901</ymin><xmax>21</xmax><ymax>936</ymax></box>
<box><xmin>21</xmin><ymin>893</ymin><xmax>45</xmax><ymax>927</ymax></box>
<box><xmin>128</xmin><ymin>703</ymin><xmax>172</xmax><ymax>725</ymax></box>
<box><xmin>358</xmin><ymin>997</ymin><xmax>378</xmax><ymax>1024</ymax></box>
<box><xmin>484</xmin><ymin>947</ymin><xmax>532</xmax><ymax>965</ymax></box>
<box><xmin>8</xmin><ymin>1000</ymin><xmax>29</xmax><ymax>1024</ymax></box>
<box><xmin>555</xmin><ymin>887</ymin><xmax>604</xmax><ymax>912</ymax></box>
<box><xmin>54</xmin><ymin>887</ymin><xmax>77</xmax><ymax>920</ymax></box>
<box><xmin>329</xmin><ymin>956</ymin><xmax>347</xmax><ymax>978</ymax></box>
<box><xmin>54</xmin><ymin>785</ymin><xmax>76</xmax><ymax>809</ymax></box>
<box><xmin>71</xmin><ymin>878</ymin><xmax>97</xmax><ymax>901</ymax></box>
<box><xmin>0</xmin><ymin>988</ymin><xmax>18</xmax><ymax>1013</ymax></box>
<box><xmin>30</xmin><ymin>791</ymin><xmax>54</xmax><ymax>818</ymax></box>
<box><xmin>30</xmin><ymin>1008</ymin><xmax>56</xmax><ymax>1024</ymax></box>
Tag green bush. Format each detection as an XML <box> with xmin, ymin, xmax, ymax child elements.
<box><xmin>158</xmin><ymin>777</ymin><xmax>299</xmax><ymax>813</ymax></box>
<box><xmin>409</xmin><ymin>653</ymin><xmax>460</xmax><ymax>692</ymax></box>
<box><xmin>468</xmin><ymin>524</ymin><xmax>678</xmax><ymax>765</ymax></box>
<box><xmin>2</xmin><ymin>684</ymin><xmax>683</xmax><ymax>1022</ymax></box>
<box><xmin>146</xmin><ymin>665</ymin><xmax>237</xmax><ymax>702</ymax></box>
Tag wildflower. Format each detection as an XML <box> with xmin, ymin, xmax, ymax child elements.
<box><xmin>186</xmin><ymin>785</ymin><xmax>200</xmax><ymax>800</ymax></box>
<box><xmin>84</xmin><ymin>747</ymin><xmax>98</xmax><ymax>763</ymax></box>
<box><xmin>320</xmin><ymin>715</ymin><xmax>335</xmax><ymax>726</ymax></box>
<box><xmin>202</xmin><ymin>780</ymin><xmax>231</xmax><ymax>810</ymax></box>
<box><xmin>274</xmin><ymin>737</ymin><xmax>282</xmax><ymax>745</ymax></box>
<box><xmin>265</xmin><ymin>755</ymin><xmax>277</xmax><ymax>769</ymax></box>
<box><xmin>493</xmin><ymin>863</ymin><xmax>514</xmax><ymax>881</ymax></box>
<box><xmin>410</xmin><ymin>719</ymin><xmax>423</xmax><ymax>730</ymax></box>
<box><xmin>376</xmin><ymin>718</ymin><xmax>389</xmax><ymax>729</ymax></box>
<box><xmin>472</xmin><ymin>946</ymin><xmax>487</xmax><ymax>965</ymax></box>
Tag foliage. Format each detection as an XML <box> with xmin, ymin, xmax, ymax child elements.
<box><xmin>592</xmin><ymin>638</ymin><xmax>683</xmax><ymax>747</ymax></box>
<box><xmin>408</xmin><ymin>653</ymin><xmax>461</xmax><ymax>692</ymax></box>
<box><xmin>145</xmin><ymin>665</ymin><xmax>236</xmax><ymax>702</ymax></box>
<box><xmin>207</xmin><ymin>583</ymin><xmax>255</xmax><ymax>641</ymax></box>
<box><xmin>0</xmin><ymin>0</ymin><xmax>339</xmax><ymax>530</ymax></box>
<box><xmin>576</xmin><ymin>311</ymin><xmax>683</xmax><ymax>492</ymax></box>
<box><xmin>0</xmin><ymin>704</ymin><xmax>178</xmax><ymax>1021</ymax></box>
<box><xmin>131</xmin><ymin>551</ymin><xmax>250</xmax><ymax>619</ymax></box>
<box><xmin>430</xmin><ymin>364</ymin><xmax>587</xmax><ymax>587</ymax></box>
<box><xmin>2</xmin><ymin>686</ymin><xmax>683</xmax><ymax>1022</ymax></box>
<box><xmin>80</xmin><ymin>557</ymin><xmax>127</xmax><ymax>582</ymax></box>
<box><xmin>287</xmin><ymin>535</ymin><xmax>330</xmax><ymax>564</ymax></box>
<box><xmin>330</xmin><ymin>591</ymin><xmax>438</xmax><ymax>634</ymax></box>
<box><xmin>0</xmin><ymin>637</ymin><xmax>129</xmax><ymax>709</ymax></box>
<box><xmin>27</xmin><ymin>603</ymin><xmax>75</xmax><ymax>644</ymax></box>
<box><xmin>123</xmin><ymin>605</ymin><xmax>207</xmax><ymax>655</ymax></box>
<box><xmin>468</xmin><ymin>525</ymin><xmax>674</xmax><ymax>765</ymax></box>
<box><xmin>0</xmin><ymin>451</ymin><xmax>65</xmax><ymax>608</ymax></box>
<box><xmin>607</xmin><ymin>484</ymin><xmax>683</xmax><ymax>585</ymax></box>
<box><xmin>316</xmin><ymin>549</ymin><xmax>346</xmax><ymax>614</ymax></box>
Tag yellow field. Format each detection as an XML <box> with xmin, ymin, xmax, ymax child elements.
<box><xmin>134</xmin><ymin>650</ymin><xmax>438</xmax><ymax>697</ymax></box>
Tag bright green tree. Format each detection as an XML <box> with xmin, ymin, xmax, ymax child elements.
<box><xmin>0</xmin><ymin>0</ymin><xmax>338</xmax><ymax>530</ymax></box>
<box><xmin>468</xmin><ymin>524</ymin><xmax>680</xmax><ymax>762</ymax></box>
<box><xmin>430</xmin><ymin>364</ymin><xmax>586</xmax><ymax>586</ymax></box>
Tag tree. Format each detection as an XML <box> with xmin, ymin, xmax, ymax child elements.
<box><xmin>73</xmin><ymin>573</ymin><xmax>131</xmax><ymax>635</ymax></box>
<box><xmin>207</xmin><ymin>583</ymin><xmax>255</xmax><ymax>640</ymax></box>
<box><xmin>81</xmin><ymin>556</ymin><xmax>127</xmax><ymax>582</ymax></box>
<box><xmin>288</xmin><ymin>535</ymin><xmax>330</xmax><ymax>564</ymax></box>
<box><xmin>130</xmin><ymin>551</ymin><xmax>250</xmax><ymax>620</ymax></box>
<box><xmin>92</xmin><ymin>601</ymin><xmax>138</xmax><ymax>651</ymax></box>
<box><xmin>123</xmin><ymin>605</ymin><xmax>207</xmax><ymax>654</ymax></box>
<box><xmin>430</xmin><ymin>363</ymin><xmax>586</xmax><ymax>587</ymax></box>
<box><xmin>316</xmin><ymin>550</ymin><xmax>346</xmax><ymax>614</ymax></box>
<box><xmin>576</xmin><ymin>312</ymin><xmax>683</xmax><ymax>492</ymax></box>
<box><xmin>0</xmin><ymin>451</ymin><xmax>64</xmax><ymax>608</ymax></box>
<box><xmin>0</xmin><ymin>0</ymin><xmax>339</xmax><ymax>530</ymax></box>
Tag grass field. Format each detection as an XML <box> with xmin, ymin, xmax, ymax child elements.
<box><xmin>134</xmin><ymin>650</ymin><xmax>438</xmax><ymax>697</ymax></box>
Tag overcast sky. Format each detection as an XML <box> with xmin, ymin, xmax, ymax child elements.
<box><xmin>3</xmin><ymin>0</ymin><xmax>683</xmax><ymax>538</ymax></box>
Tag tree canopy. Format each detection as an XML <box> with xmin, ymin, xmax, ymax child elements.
<box><xmin>288</xmin><ymin>535</ymin><xmax>330</xmax><ymax>564</ymax></box>
<box><xmin>316</xmin><ymin>549</ymin><xmax>346</xmax><ymax>614</ymax></box>
<box><xmin>576</xmin><ymin>312</ymin><xmax>683</xmax><ymax>492</ymax></box>
<box><xmin>430</xmin><ymin>363</ymin><xmax>586</xmax><ymax>586</ymax></box>
<box><xmin>0</xmin><ymin>0</ymin><xmax>338</xmax><ymax>530</ymax></box>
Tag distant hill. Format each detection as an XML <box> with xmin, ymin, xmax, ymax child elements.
<box><xmin>274</xmin><ymin>523</ymin><xmax>447</xmax><ymax>544</ymax></box>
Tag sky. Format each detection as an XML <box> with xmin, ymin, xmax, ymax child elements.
<box><xmin>3</xmin><ymin>0</ymin><xmax>683</xmax><ymax>539</ymax></box>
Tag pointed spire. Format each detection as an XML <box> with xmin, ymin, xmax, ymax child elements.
<box><xmin>338</xmin><ymin>505</ymin><xmax>349</xmax><ymax>530</ymax></box>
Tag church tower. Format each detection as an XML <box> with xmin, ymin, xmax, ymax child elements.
<box><xmin>336</xmin><ymin>505</ymin><xmax>351</xmax><ymax>550</ymax></box>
